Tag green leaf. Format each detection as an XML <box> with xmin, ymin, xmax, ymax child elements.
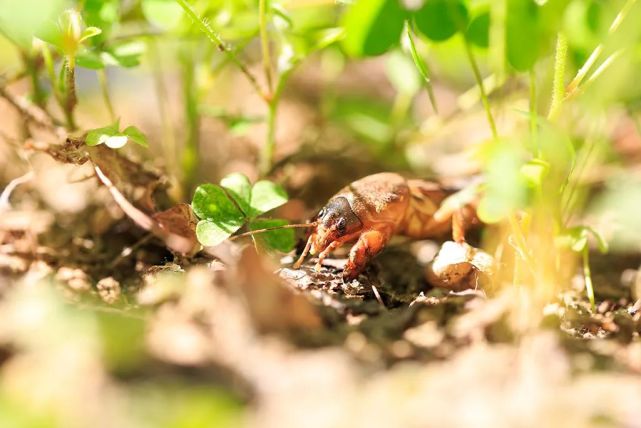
<box><xmin>79</xmin><ymin>26</ymin><xmax>102</xmax><ymax>42</ymax></box>
<box><xmin>569</xmin><ymin>227</ymin><xmax>589</xmax><ymax>252</ymax></box>
<box><xmin>220</xmin><ymin>173</ymin><xmax>252</xmax><ymax>215</ymax></box>
<box><xmin>556</xmin><ymin>226</ymin><xmax>608</xmax><ymax>254</ymax></box>
<box><xmin>413</xmin><ymin>0</ymin><xmax>468</xmax><ymax>42</ymax></box>
<box><xmin>76</xmin><ymin>50</ymin><xmax>105</xmax><ymax>69</ymax></box>
<box><xmin>520</xmin><ymin>158</ymin><xmax>550</xmax><ymax>189</ymax></box>
<box><xmin>192</xmin><ymin>184</ymin><xmax>245</xmax><ymax>246</ymax></box>
<box><xmin>341</xmin><ymin>0</ymin><xmax>406</xmax><ymax>57</ymax></box>
<box><xmin>142</xmin><ymin>0</ymin><xmax>183</xmax><ymax>29</ymax></box>
<box><xmin>86</xmin><ymin>122</ymin><xmax>120</xmax><ymax>146</ymax></box>
<box><xmin>105</xmin><ymin>41</ymin><xmax>145</xmax><ymax>68</ymax></box>
<box><xmin>466</xmin><ymin>10</ymin><xmax>490</xmax><ymax>48</ymax></box>
<box><xmin>196</xmin><ymin>219</ymin><xmax>239</xmax><ymax>247</ymax></box>
<box><xmin>583</xmin><ymin>226</ymin><xmax>609</xmax><ymax>253</ymax></box>
<box><xmin>192</xmin><ymin>183</ymin><xmax>245</xmax><ymax>221</ymax></box>
<box><xmin>83</xmin><ymin>0</ymin><xmax>118</xmax><ymax>40</ymax></box>
<box><xmin>506</xmin><ymin>0</ymin><xmax>541</xmax><ymax>71</ymax></box>
<box><xmin>249</xmin><ymin>219</ymin><xmax>295</xmax><ymax>252</ymax></box>
<box><xmin>123</xmin><ymin>126</ymin><xmax>149</xmax><ymax>148</ymax></box>
<box><xmin>0</xmin><ymin>0</ymin><xmax>64</xmax><ymax>49</ymax></box>
<box><xmin>250</xmin><ymin>181</ymin><xmax>288</xmax><ymax>216</ymax></box>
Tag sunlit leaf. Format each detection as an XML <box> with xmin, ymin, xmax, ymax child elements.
<box><xmin>220</xmin><ymin>173</ymin><xmax>252</xmax><ymax>215</ymax></box>
<box><xmin>76</xmin><ymin>50</ymin><xmax>105</xmax><ymax>69</ymax></box>
<box><xmin>86</xmin><ymin>122</ymin><xmax>120</xmax><ymax>146</ymax></box>
<box><xmin>466</xmin><ymin>10</ymin><xmax>490</xmax><ymax>48</ymax></box>
<box><xmin>192</xmin><ymin>183</ymin><xmax>245</xmax><ymax>224</ymax></box>
<box><xmin>79</xmin><ymin>26</ymin><xmax>102</xmax><ymax>42</ymax></box>
<box><xmin>341</xmin><ymin>0</ymin><xmax>406</xmax><ymax>57</ymax></box>
<box><xmin>123</xmin><ymin>126</ymin><xmax>149</xmax><ymax>148</ymax></box>
<box><xmin>192</xmin><ymin>184</ymin><xmax>245</xmax><ymax>246</ymax></box>
<box><xmin>0</xmin><ymin>0</ymin><xmax>65</xmax><ymax>49</ymax></box>
<box><xmin>196</xmin><ymin>219</ymin><xmax>240</xmax><ymax>247</ymax></box>
<box><xmin>250</xmin><ymin>181</ymin><xmax>288</xmax><ymax>216</ymax></box>
<box><xmin>142</xmin><ymin>0</ymin><xmax>183</xmax><ymax>29</ymax></box>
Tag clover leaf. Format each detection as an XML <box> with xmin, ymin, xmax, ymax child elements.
<box><xmin>192</xmin><ymin>174</ymin><xmax>292</xmax><ymax>251</ymax></box>
<box><xmin>86</xmin><ymin>121</ymin><xmax>149</xmax><ymax>148</ymax></box>
<box><xmin>192</xmin><ymin>184</ymin><xmax>246</xmax><ymax>247</ymax></box>
<box><xmin>250</xmin><ymin>180</ymin><xmax>288</xmax><ymax>216</ymax></box>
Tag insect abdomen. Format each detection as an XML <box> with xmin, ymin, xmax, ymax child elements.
<box><xmin>399</xmin><ymin>179</ymin><xmax>452</xmax><ymax>238</ymax></box>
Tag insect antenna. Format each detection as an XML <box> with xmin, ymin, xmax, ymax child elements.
<box><xmin>229</xmin><ymin>222</ymin><xmax>317</xmax><ymax>241</ymax></box>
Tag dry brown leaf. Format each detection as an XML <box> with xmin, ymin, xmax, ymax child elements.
<box><xmin>234</xmin><ymin>247</ymin><xmax>323</xmax><ymax>333</ymax></box>
<box><xmin>152</xmin><ymin>203</ymin><xmax>199</xmax><ymax>256</ymax></box>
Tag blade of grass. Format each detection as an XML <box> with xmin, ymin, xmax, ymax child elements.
<box><xmin>583</xmin><ymin>246</ymin><xmax>596</xmax><ymax>312</ymax></box>
<box><xmin>566</xmin><ymin>0</ymin><xmax>637</xmax><ymax>96</ymax></box>
<box><xmin>463</xmin><ymin>36</ymin><xmax>497</xmax><ymax>140</ymax></box>
<box><xmin>404</xmin><ymin>22</ymin><xmax>438</xmax><ymax>114</ymax></box>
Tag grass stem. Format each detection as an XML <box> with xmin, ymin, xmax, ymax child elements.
<box><xmin>463</xmin><ymin>37</ymin><xmax>498</xmax><ymax>140</ymax></box>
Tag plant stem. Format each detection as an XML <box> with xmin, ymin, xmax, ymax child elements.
<box><xmin>63</xmin><ymin>57</ymin><xmax>77</xmax><ymax>130</ymax></box>
<box><xmin>463</xmin><ymin>37</ymin><xmax>498</xmax><ymax>140</ymax></box>
<box><xmin>548</xmin><ymin>33</ymin><xmax>567</xmax><ymax>121</ymax></box>
<box><xmin>261</xmin><ymin>98</ymin><xmax>278</xmax><ymax>176</ymax></box>
<box><xmin>97</xmin><ymin>68</ymin><xmax>116</xmax><ymax>123</ymax></box>
<box><xmin>180</xmin><ymin>53</ymin><xmax>200</xmax><ymax>192</ymax></box>
<box><xmin>174</xmin><ymin>0</ymin><xmax>268</xmax><ymax>101</ymax></box>
<box><xmin>22</xmin><ymin>52</ymin><xmax>46</xmax><ymax>108</ymax></box>
<box><xmin>258</xmin><ymin>0</ymin><xmax>273</xmax><ymax>94</ymax></box>
<box><xmin>582</xmin><ymin>246</ymin><xmax>596</xmax><ymax>312</ymax></box>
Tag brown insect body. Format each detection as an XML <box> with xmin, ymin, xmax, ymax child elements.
<box><xmin>297</xmin><ymin>172</ymin><xmax>478</xmax><ymax>279</ymax></box>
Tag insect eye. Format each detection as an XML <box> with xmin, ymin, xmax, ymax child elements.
<box><xmin>336</xmin><ymin>217</ymin><xmax>346</xmax><ymax>234</ymax></box>
<box><xmin>317</xmin><ymin>208</ymin><xmax>325</xmax><ymax>219</ymax></box>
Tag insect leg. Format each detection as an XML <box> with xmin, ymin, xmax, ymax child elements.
<box><xmin>343</xmin><ymin>229</ymin><xmax>391</xmax><ymax>280</ymax></box>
